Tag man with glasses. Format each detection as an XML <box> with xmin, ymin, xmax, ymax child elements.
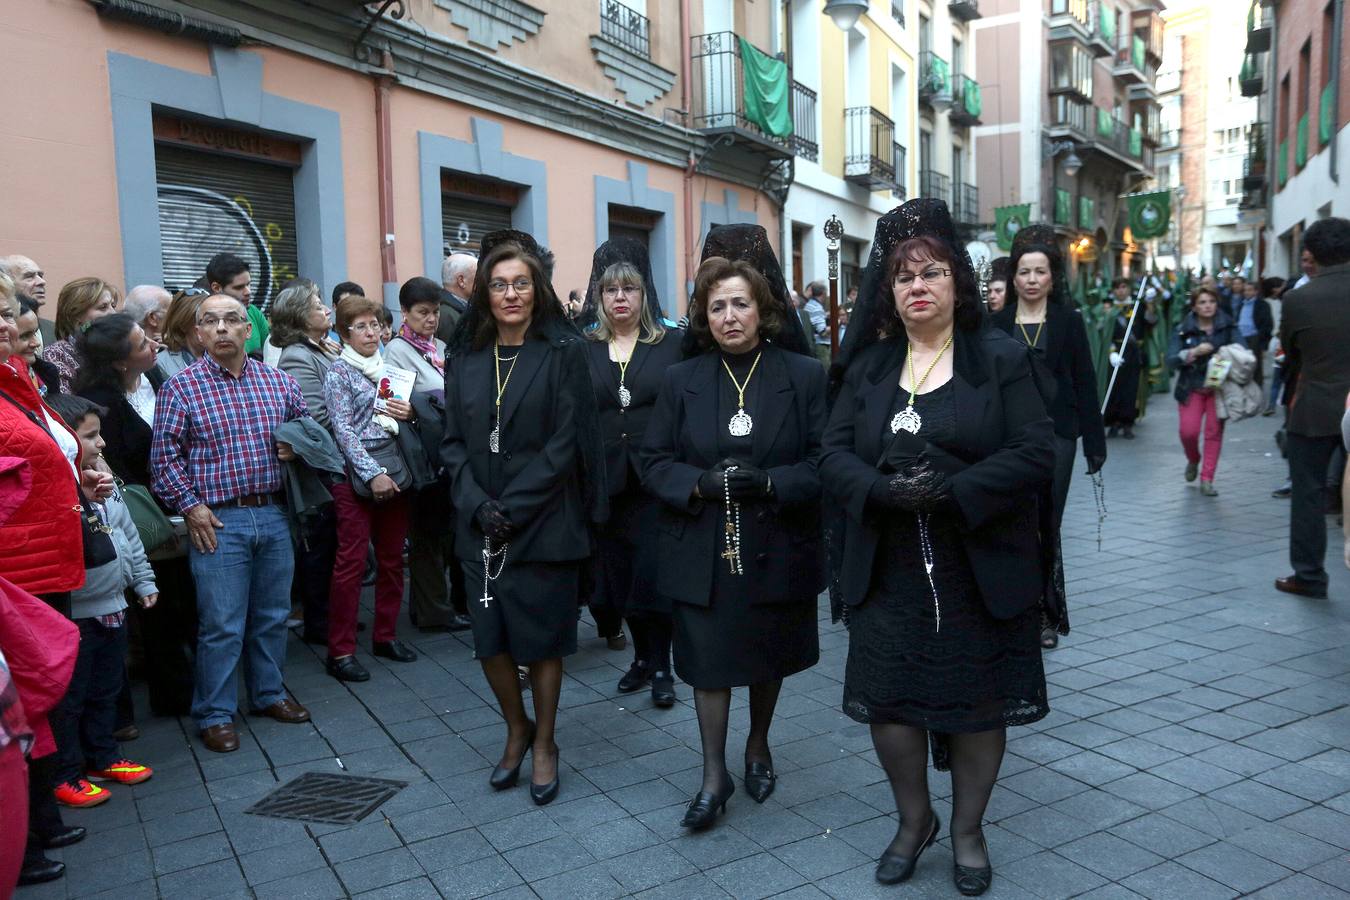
<box><xmin>150</xmin><ymin>294</ymin><xmax>312</xmax><ymax>753</ymax></box>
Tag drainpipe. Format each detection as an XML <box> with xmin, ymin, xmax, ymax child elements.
<box><xmin>374</xmin><ymin>49</ymin><xmax>400</xmax><ymax>317</ymax></box>
<box><xmin>680</xmin><ymin>0</ymin><xmax>696</xmax><ymax>315</ymax></box>
<box><xmin>1331</xmin><ymin>0</ymin><xmax>1343</xmax><ymax>183</ymax></box>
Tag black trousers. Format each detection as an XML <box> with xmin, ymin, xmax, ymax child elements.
<box><xmin>24</xmin><ymin>753</ymin><xmax>65</xmax><ymax>867</ymax></box>
<box><xmin>142</xmin><ymin>557</ymin><xmax>198</xmax><ymax>716</ymax></box>
<box><xmin>1245</xmin><ymin>336</ymin><xmax>1265</xmax><ymax>388</ymax></box>
<box><xmin>1287</xmin><ymin>432</ymin><xmax>1340</xmax><ymax>590</ymax></box>
<box><xmin>293</xmin><ymin>504</ymin><xmax>337</xmax><ymax>643</ymax></box>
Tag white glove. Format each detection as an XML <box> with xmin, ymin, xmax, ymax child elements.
<box><xmin>1144</xmin><ymin>287</ymin><xmax>1159</xmax><ymax>301</ymax></box>
<box><xmin>1109</xmin><ymin>351</ymin><xmax>1123</xmax><ymax>368</ymax></box>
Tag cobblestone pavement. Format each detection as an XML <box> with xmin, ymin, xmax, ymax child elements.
<box><xmin>25</xmin><ymin>399</ymin><xmax>1350</xmax><ymax>900</ymax></box>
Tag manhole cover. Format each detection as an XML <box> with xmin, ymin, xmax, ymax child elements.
<box><xmin>246</xmin><ymin>772</ymin><xmax>406</xmax><ymax>825</ymax></box>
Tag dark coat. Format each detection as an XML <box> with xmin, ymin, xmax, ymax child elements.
<box><xmin>991</xmin><ymin>300</ymin><xmax>1106</xmax><ymax>461</ymax></box>
<box><xmin>821</xmin><ymin>328</ymin><xmax>1057</xmax><ymax>620</ymax></box>
<box><xmin>1279</xmin><ymin>262</ymin><xmax>1350</xmax><ymax>437</ymax></box>
<box><xmin>435</xmin><ymin>289</ymin><xmax>469</xmax><ymax>348</ymax></box>
<box><xmin>584</xmin><ymin>330</ymin><xmax>684</xmax><ymax>496</ymax></box>
<box><xmin>1226</xmin><ymin>294</ymin><xmax>1274</xmax><ymax>346</ymax></box>
<box><xmin>638</xmin><ymin>342</ymin><xmax>827</xmax><ymax>609</ymax></box>
<box><xmin>440</xmin><ymin>335</ymin><xmax>597</xmax><ymax>562</ymax></box>
<box><xmin>1167</xmin><ymin>309</ymin><xmax>1243</xmax><ymax>406</ymax></box>
<box><xmin>77</xmin><ymin>369</ymin><xmax>165</xmax><ymax>488</ymax></box>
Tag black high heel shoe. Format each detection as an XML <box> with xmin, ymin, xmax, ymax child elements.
<box><xmin>488</xmin><ymin>721</ymin><xmax>536</xmax><ymax>790</ymax></box>
<box><xmin>953</xmin><ymin>832</ymin><xmax>992</xmax><ymax>896</ymax></box>
<box><xmin>875</xmin><ymin>809</ymin><xmax>940</xmax><ymax>885</ymax></box>
<box><xmin>744</xmin><ymin>761</ymin><xmax>776</xmax><ymax>803</ymax></box>
<box><xmin>530</xmin><ymin>745</ymin><xmax>560</xmax><ymax>806</ymax></box>
<box><xmin>680</xmin><ymin>776</ymin><xmax>735</xmax><ymax>829</ymax></box>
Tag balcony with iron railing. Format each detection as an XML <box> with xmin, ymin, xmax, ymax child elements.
<box><xmin>952</xmin><ymin>182</ymin><xmax>980</xmax><ymax>226</ymax></box>
<box><xmin>790</xmin><ymin>80</ymin><xmax>818</xmax><ymax>162</ymax></box>
<box><xmin>1048</xmin><ymin>95</ymin><xmax>1091</xmax><ymax>138</ymax></box>
<box><xmin>950</xmin><ymin>74</ymin><xmax>983</xmax><ymax>126</ymax></box>
<box><xmin>893</xmin><ymin>143</ymin><xmax>908</xmax><ymax>200</ymax></box>
<box><xmin>689</xmin><ymin>31</ymin><xmax>792</xmax><ymax>159</ymax></box>
<box><xmin>1239</xmin><ymin>53</ymin><xmax>1264</xmax><ymax>97</ymax></box>
<box><xmin>1246</xmin><ymin>1</ymin><xmax>1272</xmax><ymax>53</ymax></box>
<box><xmin>1087</xmin><ymin>0</ymin><xmax>1115</xmax><ymax>58</ymax></box>
<box><xmin>949</xmin><ymin>0</ymin><xmax>981</xmax><ymax>21</ymax></box>
<box><xmin>844</xmin><ymin>106</ymin><xmax>898</xmax><ymax>190</ymax></box>
<box><xmin>919</xmin><ymin>51</ymin><xmax>952</xmax><ymax>108</ymax></box>
<box><xmin>919</xmin><ymin>169</ymin><xmax>951</xmax><ymax>207</ymax></box>
<box><xmin>1243</xmin><ymin>122</ymin><xmax>1267</xmax><ymax>191</ymax></box>
<box><xmin>1113</xmin><ymin>36</ymin><xmax>1147</xmax><ymax>84</ymax></box>
<box><xmin>1089</xmin><ymin>109</ymin><xmax>1149</xmax><ymax>171</ymax></box>
<box><xmin>600</xmin><ymin>0</ymin><xmax>650</xmax><ymax>58</ymax></box>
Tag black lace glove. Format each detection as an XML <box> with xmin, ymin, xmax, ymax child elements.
<box><xmin>475</xmin><ymin>500</ymin><xmax>515</xmax><ymax>542</ymax></box>
<box><xmin>1086</xmin><ymin>453</ymin><xmax>1106</xmax><ymax>475</ymax></box>
<box><xmin>876</xmin><ymin>459</ymin><xmax>950</xmax><ymax>513</ymax></box>
<box><xmin>725</xmin><ymin>464</ymin><xmax>772</xmax><ymax>502</ymax></box>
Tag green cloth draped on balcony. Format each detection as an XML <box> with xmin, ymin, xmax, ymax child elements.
<box><xmin>1321</xmin><ymin>81</ymin><xmax>1336</xmax><ymax>144</ymax></box>
<box><xmin>1098</xmin><ymin>0</ymin><xmax>1115</xmax><ymax>43</ymax></box>
<box><xmin>926</xmin><ymin>56</ymin><xmax>951</xmax><ymax>96</ymax></box>
<box><xmin>1097</xmin><ymin>109</ymin><xmax>1114</xmax><ymax>138</ymax></box>
<box><xmin>1079</xmin><ymin>196</ymin><xmax>1095</xmax><ymax>229</ymax></box>
<box><xmin>1296</xmin><ymin>114</ymin><xmax>1309</xmax><ymax>167</ymax></box>
<box><xmin>1129</xmin><ymin>127</ymin><xmax>1142</xmax><ymax>157</ymax></box>
<box><xmin>736</xmin><ymin>37</ymin><xmax>793</xmax><ymax>138</ymax></box>
<box><xmin>1055</xmin><ymin>189</ymin><xmax>1072</xmax><ymax>226</ymax></box>
<box><xmin>1277</xmin><ymin>140</ymin><xmax>1288</xmax><ymax>185</ymax></box>
<box><xmin>1239</xmin><ymin>55</ymin><xmax>1255</xmax><ymax>84</ymax></box>
<box><xmin>962</xmin><ymin>79</ymin><xmax>982</xmax><ymax>117</ymax></box>
<box><xmin>1132</xmin><ymin>36</ymin><xmax>1145</xmax><ymax>71</ymax></box>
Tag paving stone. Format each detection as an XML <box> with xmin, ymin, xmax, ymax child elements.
<box><xmin>1207</xmin><ymin>778</ymin><xmax>1313</xmax><ymax>821</ymax></box>
<box><xmin>1121</xmin><ymin>861</ymin><xmax>1240</xmax><ymax>900</ymax></box>
<box><xmin>335</xmin><ymin>846</ymin><xmax>427</xmax><ymax>894</ymax></box>
<box><xmin>316</xmin><ymin>819</ymin><xmax>403</xmax><ymax>863</ymax></box>
<box><xmin>427</xmin><ymin>854</ymin><xmax>525</xmax><ymax>899</ymax></box>
<box><xmin>706</xmin><ymin>850</ymin><xmax>809</xmax><ymax>899</ymax></box>
<box><xmin>1249</xmin><ymin>873</ymin><xmax>1350</xmax><ymax>899</ymax></box>
<box><xmin>1254</xmin><ymin>761</ymin><xmax>1350</xmax><ymax>802</ymax></box>
<box><xmin>1109</xmin><ymin>812</ymin><xmax>1216</xmax><ymax>857</ymax></box>
<box><xmin>353</xmin><ymin>875</ymin><xmax>442</xmax><ymax>899</ymax></box>
<box><xmin>1177</xmin><ymin>841</ymin><xmax>1294</xmax><ymax>894</ymax></box>
<box><xmin>502</xmin><ymin>833</ymin><xmax>597</xmax><ymax>882</ymax></box>
<box><xmin>1227</xmin><ymin>820</ymin><xmax>1345</xmax><ymax>870</ymax></box>
<box><xmin>1001</xmin><ymin>849</ymin><xmax>1107</xmax><ymax>897</ymax></box>
<box><xmin>1151</xmin><ymin>756</ymin><xmax>1246</xmax><ymax>793</ymax></box>
<box><xmin>601</xmin><ymin>843</ymin><xmax>699</xmax><ymax>894</ymax></box>
<box><xmin>1056</xmin><ymin>832</ymin><xmax>1164</xmax><ymax>880</ymax></box>
<box><xmin>771</xmin><ymin>832</ymin><xmax>872</xmax><ymax>880</ymax></box>
<box><xmin>1277</xmin><ymin>806</ymin><xmax>1350</xmax><ymax>850</ymax></box>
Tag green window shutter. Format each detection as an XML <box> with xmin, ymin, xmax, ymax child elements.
<box><xmin>1079</xmin><ymin>196</ymin><xmax>1095</xmax><ymax>229</ymax></box>
<box><xmin>1129</xmin><ymin>127</ymin><xmax>1142</xmax><ymax>156</ymax></box>
<box><xmin>1132</xmin><ymin>35</ymin><xmax>1145</xmax><ymax>70</ymax></box>
<box><xmin>1277</xmin><ymin>140</ymin><xmax>1288</xmax><ymax>186</ymax></box>
<box><xmin>1097</xmin><ymin>108</ymin><xmax>1114</xmax><ymax>137</ymax></box>
<box><xmin>1321</xmin><ymin>81</ymin><xmax>1337</xmax><ymax>144</ymax></box>
<box><xmin>1055</xmin><ymin>189</ymin><xmax>1073</xmax><ymax>225</ymax></box>
<box><xmin>1296</xmin><ymin>113</ymin><xmax>1309</xmax><ymax>167</ymax></box>
<box><xmin>1098</xmin><ymin>1</ymin><xmax>1115</xmax><ymax>43</ymax></box>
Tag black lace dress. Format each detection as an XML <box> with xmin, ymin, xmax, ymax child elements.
<box><xmin>841</xmin><ymin>381</ymin><xmax>1048</xmax><ymax>766</ymax></box>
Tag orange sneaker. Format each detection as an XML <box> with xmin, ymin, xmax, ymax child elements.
<box><xmin>53</xmin><ymin>779</ymin><xmax>111</xmax><ymax>808</ymax></box>
<box><xmin>86</xmin><ymin>759</ymin><xmax>154</xmax><ymax>785</ymax></box>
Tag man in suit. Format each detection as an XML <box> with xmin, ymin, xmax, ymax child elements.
<box><xmin>1230</xmin><ymin>278</ymin><xmax>1275</xmax><ymax>387</ymax></box>
<box><xmin>1275</xmin><ymin>217</ymin><xmax>1350</xmax><ymax>599</ymax></box>
<box><xmin>437</xmin><ymin>253</ymin><xmax>476</xmax><ymax>346</ymax></box>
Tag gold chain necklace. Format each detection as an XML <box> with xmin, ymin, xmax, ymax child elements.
<box><xmin>891</xmin><ymin>335</ymin><xmax>954</xmax><ymax>435</ymax></box>
<box><xmin>490</xmin><ymin>343</ymin><xmax>521</xmax><ymax>453</ymax></box>
<box><xmin>1016</xmin><ymin>319</ymin><xmax>1044</xmax><ymax>347</ymax></box>
<box><xmin>721</xmin><ymin>351</ymin><xmax>762</xmax><ymax>437</ymax></box>
<box><xmin>612</xmin><ymin>339</ymin><xmax>635</xmax><ymax>408</ymax></box>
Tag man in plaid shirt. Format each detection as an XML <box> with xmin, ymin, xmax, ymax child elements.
<box><xmin>151</xmin><ymin>294</ymin><xmax>312</xmax><ymax>753</ymax></box>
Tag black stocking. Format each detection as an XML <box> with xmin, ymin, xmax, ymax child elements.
<box><xmin>947</xmin><ymin>728</ymin><xmax>1005</xmax><ymax>867</ymax></box>
<box><xmin>871</xmin><ymin>723</ymin><xmax>933</xmax><ymax>857</ymax></box>
<box><xmin>693</xmin><ymin>687</ymin><xmax>731</xmax><ymax>793</ymax></box>
<box><xmin>745</xmin><ymin>679</ymin><xmax>782</xmax><ymax>768</ymax></box>
<box><xmin>528</xmin><ymin>658</ymin><xmax>564</xmax><ymax>786</ymax></box>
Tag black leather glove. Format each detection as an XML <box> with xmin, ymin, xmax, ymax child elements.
<box><xmin>1086</xmin><ymin>454</ymin><xmax>1106</xmax><ymax>475</ymax></box>
<box><xmin>725</xmin><ymin>464</ymin><xmax>772</xmax><ymax>502</ymax></box>
<box><xmin>880</xmin><ymin>459</ymin><xmax>950</xmax><ymax>513</ymax></box>
<box><xmin>475</xmin><ymin>500</ymin><xmax>515</xmax><ymax>542</ymax></box>
<box><xmin>695</xmin><ymin>458</ymin><xmax>739</xmax><ymax>502</ymax></box>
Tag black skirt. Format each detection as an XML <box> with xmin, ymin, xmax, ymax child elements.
<box><xmin>594</xmin><ymin>480</ymin><xmax>666</xmax><ymax>616</ymax></box>
<box><xmin>460</xmin><ymin>558</ymin><xmax>579</xmax><ymax>664</ymax></box>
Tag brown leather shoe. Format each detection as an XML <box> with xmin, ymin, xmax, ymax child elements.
<box><xmin>252</xmin><ymin>697</ymin><xmax>311</xmax><ymax>723</ymax></box>
<box><xmin>200</xmin><ymin>723</ymin><xmax>239</xmax><ymax>753</ymax></box>
<box><xmin>1274</xmin><ymin>576</ymin><xmax>1328</xmax><ymax>599</ymax></box>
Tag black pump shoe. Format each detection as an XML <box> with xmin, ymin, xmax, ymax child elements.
<box><xmin>953</xmin><ymin>833</ymin><xmax>993</xmax><ymax>896</ymax></box>
<box><xmin>326</xmin><ymin>655</ymin><xmax>371</xmax><ymax>682</ymax></box>
<box><xmin>650</xmin><ymin>670</ymin><xmax>676</xmax><ymax>708</ymax></box>
<box><xmin>617</xmin><ymin>660</ymin><xmax>652</xmax><ymax>693</ymax></box>
<box><xmin>680</xmin><ymin>776</ymin><xmax>735</xmax><ymax>829</ymax></box>
<box><xmin>373</xmin><ymin>640</ymin><xmax>417</xmax><ymax>662</ymax></box>
<box><xmin>875</xmin><ymin>810</ymin><xmax>940</xmax><ymax>885</ymax></box>
<box><xmin>530</xmin><ymin>746</ymin><xmax>561</xmax><ymax>806</ymax></box>
<box><xmin>744</xmin><ymin>762</ymin><xmax>776</xmax><ymax>803</ymax></box>
<box><xmin>489</xmin><ymin>721</ymin><xmax>536</xmax><ymax>790</ymax></box>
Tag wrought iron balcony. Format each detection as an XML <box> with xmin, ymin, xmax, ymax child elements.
<box><xmin>689</xmin><ymin>32</ymin><xmax>792</xmax><ymax>159</ymax></box>
<box><xmin>1243</xmin><ymin>122</ymin><xmax>1267</xmax><ymax>191</ymax></box>
<box><xmin>1240</xmin><ymin>54</ymin><xmax>1264</xmax><ymax>97</ymax></box>
<box><xmin>949</xmin><ymin>0</ymin><xmax>980</xmax><ymax>22</ymax></box>
<box><xmin>1087</xmin><ymin>0</ymin><xmax>1114</xmax><ymax>58</ymax></box>
<box><xmin>893</xmin><ymin>143</ymin><xmax>908</xmax><ymax>200</ymax></box>
<box><xmin>952</xmin><ymin>182</ymin><xmax>980</xmax><ymax>226</ymax></box>
<box><xmin>919</xmin><ymin>51</ymin><xmax>952</xmax><ymax>108</ymax></box>
<box><xmin>1246</xmin><ymin>2</ymin><xmax>1271</xmax><ymax>53</ymax></box>
<box><xmin>844</xmin><ymin>106</ymin><xmax>898</xmax><ymax>190</ymax></box>
<box><xmin>790</xmin><ymin>80</ymin><xmax>818</xmax><ymax>162</ymax></box>
<box><xmin>919</xmin><ymin>169</ymin><xmax>951</xmax><ymax>207</ymax></box>
<box><xmin>1113</xmin><ymin>37</ymin><xmax>1147</xmax><ymax>85</ymax></box>
<box><xmin>951</xmin><ymin>74</ymin><xmax>982</xmax><ymax>126</ymax></box>
<box><xmin>600</xmin><ymin>0</ymin><xmax>650</xmax><ymax>58</ymax></box>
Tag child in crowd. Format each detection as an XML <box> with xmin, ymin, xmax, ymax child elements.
<box><xmin>44</xmin><ymin>395</ymin><xmax>156</xmax><ymax>808</ymax></box>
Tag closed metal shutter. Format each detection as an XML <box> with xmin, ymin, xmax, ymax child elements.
<box><xmin>442</xmin><ymin>196</ymin><xmax>514</xmax><ymax>259</ymax></box>
<box><xmin>155</xmin><ymin>143</ymin><xmax>299</xmax><ymax>311</ymax></box>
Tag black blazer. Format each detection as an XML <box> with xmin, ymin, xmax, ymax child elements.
<box><xmin>78</xmin><ymin>369</ymin><xmax>165</xmax><ymax>488</ymax></box>
<box><xmin>639</xmin><ymin>342</ymin><xmax>826</xmax><ymax>609</ymax></box>
<box><xmin>585</xmin><ymin>330</ymin><xmax>684</xmax><ymax>496</ymax></box>
<box><xmin>440</xmin><ymin>335</ymin><xmax>595</xmax><ymax>562</ymax></box>
<box><xmin>1225</xmin><ymin>295</ymin><xmax>1274</xmax><ymax>345</ymax></box>
<box><xmin>1280</xmin><ymin>262</ymin><xmax>1350</xmax><ymax>437</ymax></box>
<box><xmin>821</xmin><ymin>328</ymin><xmax>1057</xmax><ymax>619</ymax></box>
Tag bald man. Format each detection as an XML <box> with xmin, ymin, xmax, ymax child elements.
<box><xmin>123</xmin><ymin>284</ymin><xmax>173</xmax><ymax>343</ymax></box>
<box><xmin>4</xmin><ymin>254</ymin><xmax>54</xmax><ymax>343</ymax></box>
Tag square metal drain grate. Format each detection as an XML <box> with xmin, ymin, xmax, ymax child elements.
<box><xmin>246</xmin><ymin>772</ymin><xmax>407</xmax><ymax>825</ymax></box>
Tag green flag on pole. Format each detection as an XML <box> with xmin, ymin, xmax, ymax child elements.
<box><xmin>1126</xmin><ymin>190</ymin><xmax>1171</xmax><ymax>239</ymax></box>
<box><xmin>994</xmin><ymin>204</ymin><xmax>1031</xmax><ymax>251</ymax></box>
<box><xmin>737</xmin><ymin>37</ymin><xmax>793</xmax><ymax>138</ymax></box>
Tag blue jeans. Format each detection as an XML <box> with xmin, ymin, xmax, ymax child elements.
<box><xmin>189</xmin><ymin>504</ymin><xmax>294</xmax><ymax>729</ymax></box>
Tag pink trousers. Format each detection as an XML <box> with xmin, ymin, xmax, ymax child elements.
<box><xmin>1178</xmin><ymin>391</ymin><xmax>1224</xmax><ymax>482</ymax></box>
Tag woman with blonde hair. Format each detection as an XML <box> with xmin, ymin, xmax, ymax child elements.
<box><xmin>157</xmin><ymin>288</ymin><xmax>209</xmax><ymax>379</ymax></box>
<box><xmin>41</xmin><ymin>278</ymin><xmax>121</xmax><ymax>392</ymax></box>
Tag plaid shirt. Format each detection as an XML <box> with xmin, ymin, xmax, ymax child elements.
<box><xmin>151</xmin><ymin>355</ymin><xmax>308</xmax><ymax>513</ymax></box>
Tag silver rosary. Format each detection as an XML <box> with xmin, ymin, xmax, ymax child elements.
<box><xmin>480</xmin><ymin>538</ymin><xmax>508</xmax><ymax>607</ymax></box>
<box><xmin>916</xmin><ymin>512</ymin><xmax>940</xmax><ymax>632</ymax></box>
<box><xmin>721</xmin><ymin>465</ymin><xmax>744</xmax><ymax>575</ymax></box>
<box><xmin>1091</xmin><ymin>470</ymin><xmax>1107</xmax><ymax>552</ymax></box>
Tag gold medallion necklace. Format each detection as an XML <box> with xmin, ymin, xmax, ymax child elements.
<box><xmin>490</xmin><ymin>342</ymin><xmax>521</xmax><ymax>453</ymax></box>
<box><xmin>891</xmin><ymin>335</ymin><xmax>954</xmax><ymax>435</ymax></box>
<box><xmin>721</xmin><ymin>351</ymin><xmax>762</xmax><ymax>437</ymax></box>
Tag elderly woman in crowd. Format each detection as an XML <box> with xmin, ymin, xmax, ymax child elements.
<box><xmin>823</xmin><ymin>200</ymin><xmax>1056</xmax><ymax>895</ymax></box>
<box><xmin>323</xmin><ymin>295</ymin><xmax>418</xmax><ymax>682</ymax></box>
<box><xmin>156</xmin><ymin>288</ymin><xmax>209</xmax><ymax>380</ymax></box>
<box><xmin>640</xmin><ymin>225</ymin><xmax>824</xmax><ymax>830</ymax></box>
<box><xmin>41</xmin><ymin>278</ymin><xmax>120</xmax><ymax>393</ymax></box>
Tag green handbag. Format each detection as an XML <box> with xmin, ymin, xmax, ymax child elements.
<box><xmin>118</xmin><ymin>480</ymin><xmax>177</xmax><ymax>554</ymax></box>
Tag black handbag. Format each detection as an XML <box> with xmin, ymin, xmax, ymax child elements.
<box><xmin>347</xmin><ymin>435</ymin><xmax>413</xmax><ymax>500</ymax></box>
<box><xmin>77</xmin><ymin>484</ymin><xmax>117</xmax><ymax>568</ymax></box>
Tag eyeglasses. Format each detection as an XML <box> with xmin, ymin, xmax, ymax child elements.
<box><xmin>602</xmin><ymin>285</ymin><xmax>642</xmax><ymax>299</ymax></box>
<box><xmin>348</xmin><ymin>322</ymin><xmax>381</xmax><ymax>334</ymax></box>
<box><xmin>893</xmin><ymin>268</ymin><xmax>953</xmax><ymax>290</ymax></box>
<box><xmin>488</xmin><ymin>279</ymin><xmax>534</xmax><ymax>295</ymax></box>
<box><xmin>196</xmin><ymin>314</ymin><xmax>247</xmax><ymax>328</ymax></box>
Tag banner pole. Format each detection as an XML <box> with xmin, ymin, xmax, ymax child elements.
<box><xmin>1101</xmin><ymin>251</ymin><xmax>1151</xmax><ymax>416</ymax></box>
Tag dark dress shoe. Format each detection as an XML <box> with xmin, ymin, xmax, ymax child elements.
<box><xmin>43</xmin><ymin>825</ymin><xmax>87</xmax><ymax>849</ymax></box>
<box><xmin>744</xmin><ymin>762</ymin><xmax>776</xmax><ymax>803</ymax></box>
<box><xmin>112</xmin><ymin>724</ymin><xmax>139</xmax><ymax>742</ymax></box>
<box><xmin>327</xmin><ymin>655</ymin><xmax>370</xmax><ymax>682</ymax></box>
<box><xmin>680</xmin><ymin>776</ymin><xmax>734</xmax><ymax>829</ymax></box>
<box><xmin>876</xmin><ymin>810</ymin><xmax>940</xmax><ymax>885</ymax></box>
<box><xmin>489</xmin><ymin>722</ymin><xmax>536</xmax><ymax>790</ymax></box>
<box><xmin>373</xmin><ymin>640</ymin><xmax>418</xmax><ymax>662</ymax></box>
<box><xmin>953</xmin><ymin>833</ymin><xmax>993</xmax><ymax>896</ymax></box>
<box><xmin>446</xmin><ymin>613</ymin><xmax>473</xmax><ymax>632</ymax></box>
<box><xmin>18</xmin><ymin>857</ymin><xmax>65</xmax><ymax>886</ymax></box>
<box><xmin>617</xmin><ymin>660</ymin><xmax>651</xmax><ymax>693</ymax></box>
<box><xmin>200</xmin><ymin>723</ymin><xmax>239</xmax><ymax>753</ymax></box>
<box><xmin>530</xmin><ymin>746</ymin><xmax>560</xmax><ymax>806</ymax></box>
<box><xmin>252</xmin><ymin>698</ymin><xmax>311</xmax><ymax>723</ymax></box>
<box><xmin>650</xmin><ymin>671</ymin><xmax>676</xmax><ymax>708</ymax></box>
<box><xmin>1275</xmin><ymin>575</ymin><xmax>1328</xmax><ymax>599</ymax></box>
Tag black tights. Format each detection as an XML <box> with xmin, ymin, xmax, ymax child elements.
<box><xmin>870</xmin><ymin>723</ymin><xmax>1005</xmax><ymax>867</ymax></box>
<box><xmin>480</xmin><ymin>654</ymin><xmax>563</xmax><ymax>787</ymax></box>
<box><xmin>692</xmin><ymin>680</ymin><xmax>782</xmax><ymax>793</ymax></box>
<box><xmin>628</xmin><ymin>613</ymin><xmax>672</xmax><ymax>671</ymax></box>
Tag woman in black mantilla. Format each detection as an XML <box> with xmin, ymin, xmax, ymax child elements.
<box><xmin>640</xmin><ymin>224</ymin><xmax>824</xmax><ymax>830</ymax></box>
<box><xmin>580</xmin><ymin>238</ymin><xmax>684</xmax><ymax>707</ymax></box>
<box><xmin>990</xmin><ymin>225</ymin><xmax>1106</xmax><ymax>648</ymax></box>
<box><xmin>822</xmin><ymin>200</ymin><xmax>1057</xmax><ymax>895</ymax></box>
<box><xmin>439</xmin><ymin>230</ymin><xmax>606</xmax><ymax>807</ymax></box>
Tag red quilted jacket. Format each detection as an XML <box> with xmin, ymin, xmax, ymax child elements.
<box><xmin>0</xmin><ymin>358</ymin><xmax>84</xmax><ymax>594</ymax></box>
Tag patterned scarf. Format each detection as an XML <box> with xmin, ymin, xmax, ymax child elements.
<box><xmin>398</xmin><ymin>322</ymin><xmax>444</xmax><ymax>375</ymax></box>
